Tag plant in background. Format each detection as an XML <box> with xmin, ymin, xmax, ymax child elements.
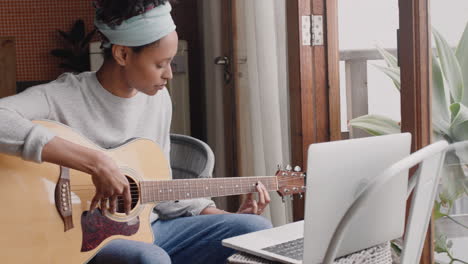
<box><xmin>349</xmin><ymin>22</ymin><xmax>468</xmax><ymax>263</ymax></box>
<box><xmin>50</xmin><ymin>19</ymin><xmax>96</xmax><ymax>73</ymax></box>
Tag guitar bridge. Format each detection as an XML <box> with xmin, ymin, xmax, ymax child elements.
<box><xmin>55</xmin><ymin>167</ymin><xmax>74</xmax><ymax>231</ymax></box>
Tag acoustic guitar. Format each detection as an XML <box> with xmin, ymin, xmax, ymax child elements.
<box><xmin>0</xmin><ymin>120</ymin><xmax>305</xmax><ymax>263</ymax></box>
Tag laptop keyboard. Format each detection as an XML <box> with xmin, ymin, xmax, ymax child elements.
<box><xmin>261</xmin><ymin>238</ymin><xmax>304</xmax><ymax>260</ymax></box>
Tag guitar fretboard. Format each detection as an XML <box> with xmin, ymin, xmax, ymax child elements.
<box><xmin>140</xmin><ymin>176</ymin><xmax>278</xmax><ymax>203</ymax></box>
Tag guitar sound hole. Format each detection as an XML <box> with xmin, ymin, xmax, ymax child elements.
<box><xmin>116</xmin><ymin>176</ymin><xmax>139</xmax><ymax>213</ymax></box>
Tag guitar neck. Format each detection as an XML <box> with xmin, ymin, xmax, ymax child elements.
<box><xmin>140</xmin><ymin>176</ymin><xmax>278</xmax><ymax>203</ymax></box>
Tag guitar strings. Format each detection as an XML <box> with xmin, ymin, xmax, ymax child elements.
<box><xmin>70</xmin><ymin>179</ymin><xmax>298</xmax><ymax>194</ymax></box>
<box><xmin>70</xmin><ymin>178</ymin><xmax>293</xmax><ymax>187</ymax></box>
<box><xmin>68</xmin><ymin>181</ymin><xmax>302</xmax><ymax>211</ymax></box>
<box><xmin>67</xmin><ymin>177</ymin><xmax>300</xmax><ymax>201</ymax></box>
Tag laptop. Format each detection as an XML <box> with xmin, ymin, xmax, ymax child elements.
<box><xmin>223</xmin><ymin>133</ymin><xmax>411</xmax><ymax>263</ymax></box>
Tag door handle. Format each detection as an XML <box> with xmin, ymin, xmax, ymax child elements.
<box><xmin>214</xmin><ymin>56</ymin><xmax>232</xmax><ymax>84</ymax></box>
<box><xmin>214</xmin><ymin>56</ymin><xmax>230</xmax><ymax>66</ymax></box>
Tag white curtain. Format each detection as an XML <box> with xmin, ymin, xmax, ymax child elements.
<box><xmin>200</xmin><ymin>0</ymin><xmax>229</xmax><ymax>209</ymax></box>
<box><xmin>235</xmin><ymin>0</ymin><xmax>292</xmax><ymax>226</ymax></box>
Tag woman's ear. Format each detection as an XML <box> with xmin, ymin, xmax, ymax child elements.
<box><xmin>112</xmin><ymin>45</ymin><xmax>130</xmax><ymax>66</ymax></box>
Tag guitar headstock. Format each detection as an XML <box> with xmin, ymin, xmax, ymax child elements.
<box><xmin>275</xmin><ymin>165</ymin><xmax>306</xmax><ymax>197</ymax></box>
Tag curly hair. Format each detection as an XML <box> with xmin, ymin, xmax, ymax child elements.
<box><xmin>95</xmin><ymin>0</ymin><xmax>175</xmax><ymax>60</ymax></box>
<box><xmin>94</xmin><ymin>0</ymin><xmax>171</xmax><ymax>27</ymax></box>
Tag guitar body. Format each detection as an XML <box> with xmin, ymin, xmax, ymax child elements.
<box><xmin>0</xmin><ymin>121</ymin><xmax>171</xmax><ymax>264</ymax></box>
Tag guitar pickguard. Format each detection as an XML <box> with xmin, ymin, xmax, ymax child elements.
<box><xmin>80</xmin><ymin>209</ymin><xmax>140</xmax><ymax>252</ymax></box>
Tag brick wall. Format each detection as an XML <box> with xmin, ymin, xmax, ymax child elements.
<box><xmin>0</xmin><ymin>0</ymin><xmax>95</xmax><ymax>81</ymax></box>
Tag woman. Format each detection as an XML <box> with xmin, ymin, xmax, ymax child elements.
<box><xmin>0</xmin><ymin>0</ymin><xmax>272</xmax><ymax>263</ymax></box>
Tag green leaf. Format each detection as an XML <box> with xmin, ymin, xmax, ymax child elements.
<box><xmin>70</xmin><ymin>19</ymin><xmax>86</xmax><ymax>44</ymax></box>
<box><xmin>80</xmin><ymin>28</ymin><xmax>96</xmax><ymax>49</ymax></box>
<box><xmin>452</xmin><ymin>140</ymin><xmax>468</xmax><ymax>156</ymax></box>
<box><xmin>453</xmin><ymin>142</ymin><xmax>468</xmax><ymax>187</ymax></box>
<box><xmin>439</xmin><ymin>152</ymin><xmax>466</xmax><ymax>206</ymax></box>
<box><xmin>450</xmin><ymin>103</ymin><xmax>468</xmax><ymax>141</ymax></box>
<box><xmin>433</xmin><ymin>27</ymin><xmax>464</xmax><ymax>103</ymax></box>
<box><xmin>376</xmin><ymin>45</ymin><xmax>398</xmax><ymax>68</ymax></box>
<box><xmin>372</xmin><ymin>64</ymin><xmax>401</xmax><ymax>91</ymax></box>
<box><xmin>435</xmin><ymin>226</ymin><xmax>452</xmax><ymax>255</ymax></box>
<box><xmin>50</xmin><ymin>49</ymin><xmax>74</xmax><ymax>59</ymax></box>
<box><xmin>349</xmin><ymin>115</ymin><xmax>401</xmax><ymax>136</ymax></box>
<box><xmin>57</xmin><ymin>30</ymin><xmax>72</xmax><ymax>43</ymax></box>
<box><xmin>390</xmin><ymin>241</ymin><xmax>402</xmax><ymax>256</ymax></box>
<box><xmin>456</xmin><ymin>22</ymin><xmax>468</xmax><ymax>106</ymax></box>
<box><xmin>432</xmin><ymin>53</ymin><xmax>451</xmax><ymax>136</ymax></box>
<box><xmin>434</xmin><ymin>200</ymin><xmax>448</xmax><ymax>221</ymax></box>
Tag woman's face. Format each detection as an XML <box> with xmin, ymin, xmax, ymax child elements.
<box><xmin>124</xmin><ymin>31</ymin><xmax>178</xmax><ymax>96</ymax></box>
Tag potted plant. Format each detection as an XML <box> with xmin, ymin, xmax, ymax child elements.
<box><xmin>349</xmin><ymin>22</ymin><xmax>468</xmax><ymax>263</ymax></box>
<box><xmin>50</xmin><ymin>19</ymin><xmax>96</xmax><ymax>73</ymax></box>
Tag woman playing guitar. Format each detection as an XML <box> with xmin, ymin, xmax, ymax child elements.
<box><xmin>0</xmin><ymin>1</ymin><xmax>272</xmax><ymax>263</ymax></box>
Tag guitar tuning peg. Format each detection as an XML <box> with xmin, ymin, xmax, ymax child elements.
<box><xmin>290</xmin><ymin>195</ymin><xmax>294</xmax><ymax>201</ymax></box>
<box><xmin>299</xmin><ymin>193</ymin><xmax>304</xmax><ymax>199</ymax></box>
<box><xmin>286</xmin><ymin>164</ymin><xmax>292</xmax><ymax>171</ymax></box>
<box><xmin>282</xmin><ymin>197</ymin><xmax>285</xmax><ymax>203</ymax></box>
<box><xmin>277</xmin><ymin>164</ymin><xmax>282</xmax><ymax>170</ymax></box>
<box><xmin>294</xmin><ymin>166</ymin><xmax>301</xmax><ymax>172</ymax></box>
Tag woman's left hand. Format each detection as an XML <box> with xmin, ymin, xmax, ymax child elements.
<box><xmin>236</xmin><ymin>181</ymin><xmax>271</xmax><ymax>215</ymax></box>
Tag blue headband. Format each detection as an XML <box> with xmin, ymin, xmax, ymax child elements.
<box><xmin>94</xmin><ymin>2</ymin><xmax>176</xmax><ymax>47</ymax></box>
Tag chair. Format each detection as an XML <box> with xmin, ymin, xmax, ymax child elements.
<box><xmin>323</xmin><ymin>140</ymin><xmax>449</xmax><ymax>264</ymax></box>
<box><xmin>169</xmin><ymin>133</ymin><xmax>215</xmax><ymax>179</ymax></box>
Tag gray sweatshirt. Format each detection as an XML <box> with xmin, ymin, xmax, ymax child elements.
<box><xmin>0</xmin><ymin>71</ymin><xmax>214</xmax><ymax>221</ymax></box>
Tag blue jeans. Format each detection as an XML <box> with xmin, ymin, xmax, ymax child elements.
<box><xmin>91</xmin><ymin>214</ymin><xmax>272</xmax><ymax>264</ymax></box>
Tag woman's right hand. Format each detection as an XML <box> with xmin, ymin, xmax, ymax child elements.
<box><xmin>89</xmin><ymin>153</ymin><xmax>132</xmax><ymax>215</ymax></box>
<box><xmin>42</xmin><ymin>137</ymin><xmax>132</xmax><ymax>215</ymax></box>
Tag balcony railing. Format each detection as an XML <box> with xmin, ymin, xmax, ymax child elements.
<box><xmin>339</xmin><ymin>48</ymin><xmax>397</xmax><ymax>139</ymax></box>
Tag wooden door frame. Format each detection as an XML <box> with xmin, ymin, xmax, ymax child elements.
<box><xmin>398</xmin><ymin>1</ymin><xmax>433</xmax><ymax>263</ymax></box>
<box><xmin>288</xmin><ymin>0</ymin><xmax>433</xmax><ymax>262</ymax></box>
<box><xmin>287</xmin><ymin>0</ymin><xmax>341</xmax><ymax>221</ymax></box>
<box><xmin>0</xmin><ymin>37</ymin><xmax>17</xmax><ymax>98</ymax></box>
<box><xmin>220</xmin><ymin>0</ymin><xmax>241</xmax><ymax>212</ymax></box>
